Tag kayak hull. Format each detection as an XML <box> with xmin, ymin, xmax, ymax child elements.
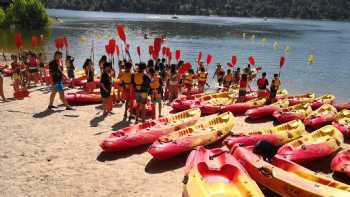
<box><xmin>65</xmin><ymin>92</ymin><xmax>102</xmax><ymax>105</ymax></box>
<box><xmin>331</xmin><ymin>148</ymin><xmax>350</xmax><ymax>177</ymax></box>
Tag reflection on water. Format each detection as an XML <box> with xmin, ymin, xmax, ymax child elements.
<box><xmin>1</xmin><ymin>9</ymin><xmax>350</xmax><ymax>101</ymax></box>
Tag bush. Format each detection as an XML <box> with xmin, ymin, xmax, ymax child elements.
<box><xmin>0</xmin><ymin>8</ymin><xmax>5</xmax><ymax>26</ymax></box>
<box><xmin>5</xmin><ymin>0</ymin><xmax>49</xmax><ymax>29</ymax></box>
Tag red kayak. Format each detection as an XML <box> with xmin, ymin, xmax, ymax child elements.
<box><xmin>332</xmin><ymin>109</ymin><xmax>350</xmax><ymax>137</ymax></box>
<box><xmin>220</xmin><ymin>98</ymin><xmax>266</xmax><ymax>114</ymax></box>
<box><xmin>72</xmin><ymin>76</ymin><xmax>100</xmax><ymax>88</ymax></box>
<box><xmin>310</xmin><ymin>94</ymin><xmax>336</xmax><ymax>110</ymax></box>
<box><xmin>171</xmin><ymin>99</ymin><xmax>199</xmax><ymax>111</ymax></box>
<box><xmin>304</xmin><ymin>104</ymin><xmax>338</xmax><ymax>129</ymax></box>
<box><xmin>331</xmin><ymin>148</ymin><xmax>350</xmax><ymax>177</ymax></box>
<box><xmin>276</xmin><ymin>125</ymin><xmax>344</xmax><ymax>164</ymax></box>
<box><xmin>245</xmin><ymin>99</ymin><xmax>289</xmax><ymax>119</ymax></box>
<box><xmin>288</xmin><ymin>93</ymin><xmax>316</xmax><ymax>106</ymax></box>
<box><xmin>100</xmin><ymin>108</ymin><xmax>201</xmax><ymax>152</ymax></box>
<box><xmin>273</xmin><ymin>103</ymin><xmax>313</xmax><ymax>123</ymax></box>
<box><xmin>65</xmin><ymin>92</ymin><xmax>102</xmax><ymax>105</ymax></box>
<box><xmin>334</xmin><ymin>102</ymin><xmax>350</xmax><ymax>111</ymax></box>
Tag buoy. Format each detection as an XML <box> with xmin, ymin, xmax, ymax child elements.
<box><xmin>307</xmin><ymin>54</ymin><xmax>315</xmax><ymax>65</ymax></box>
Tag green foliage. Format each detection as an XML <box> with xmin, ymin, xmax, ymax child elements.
<box><xmin>5</xmin><ymin>0</ymin><xmax>49</xmax><ymax>29</ymax></box>
<box><xmin>43</xmin><ymin>0</ymin><xmax>350</xmax><ymax>20</ymax></box>
<box><xmin>0</xmin><ymin>8</ymin><xmax>5</xmax><ymax>26</ymax></box>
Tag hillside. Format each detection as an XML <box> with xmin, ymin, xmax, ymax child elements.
<box><xmin>42</xmin><ymin>0</ymin><xmax>350</xmax><ymax>20</ymax></box>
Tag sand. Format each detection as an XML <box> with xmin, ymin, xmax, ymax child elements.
<box><xmin>1</xmin><ymin>75</ymin><xmax>348</xmax><ymax>197</ymax></box>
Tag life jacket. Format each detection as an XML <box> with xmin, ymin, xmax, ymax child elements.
<box><xmin>223</xmin><ymin>74</ymin><xmax>233</xmax><ymax>87</ymax></box>
<box><xmin>240</xmin><ymin>79</ymin><xmax>248</xmax><ymax>89</ymax></box>
<box><xmin>184</xmin><ymin>73</ymin><xmax>193</xmax><ymax>85</ymax></box>
<box><xmin>150</xmin><ymin>74</ymin><xmax>161</xmax><ymax>99</ymax></box>
<box><xmin>133</xmin><ymin>72</ymin><xmax>144</xmax><ymax>91</ymax></box>
<box><xmin>120</xmin><ymin>71</ymin><xmax>132</xmax><ymax>89</ymax></box>
<box><xmin>271</xmin><ymin>79</ymin><xmax>281</xmax><ymax>91</ymax></box>
<box><xmin>198</xmin><ymin>71</ymin><xmax>208</xmax><ymax>83</ymax></box>
<box><xmin>257</xmin><ymin>78</ymin><xmax>268</xmax><ymax>89</ymax></box>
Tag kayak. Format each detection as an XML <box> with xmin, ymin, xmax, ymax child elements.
<box><xmin>65</xmin><ymin>92</ymin><xmax>102</xmax><ymax>105</ymax></box>
<box><xmin>220</xmin><ymin>98</ymin><xmax>266</xmax><ymax>114</ymax></box>
<box><xmin>245</xmin><ymin>99</ymin><xmax>289</xmax><ymax>119</ymax></box>
<box><xmin>71</xmin><ymin>76</ymin><xmax>100</xmax><ymax>88</ymax></box>
<box><xmin>331</xmin><ymin>148</ymin><xmax>350</xmax><ymax>177</ymax></box>
<box><xmin>232</xmin><ymin>147</ymin><xmax>350</xmax><ymax>197</ymax></box>
<box><xmin>183</xmin><ymin>147</ymin><xmax>264</xmax><ymax>197</ymax></box>
<box><xmin>334</xmin><ymin>102</ymin><xmax>350</xmax><ymax>111</ymax></box>
<box><xmin>332</xmin><ymin>109</ymin><xmax>350</xmax><ymax>137</ymax></box>
<box><xmin>100</xmin><ymin>108</ymin><xmax>201</xmax><ymax>152</ymax></box>
<box><xmin>311</xmin><ymin>94</ymin><xmax>336</xmax><ymax>110</ymax></box>
<box><xmin>148</xmin><ymin>112</ymin><xmax>235</xmax><ymax>160</ymax></box>
<box><xmin>224</xmin><ymin>120</ymin><xmax>304</xmax><ymax>148</ymax></box>
<box><xmin>273</xmin><ymin>103</ymin><xmax>313</xmax><ymax>123</ymax></box>
<box><xmin>14</xmin><ymin>89</ymin><xmax>30</xmax><ymax>100</ymax></box>
<box><xmin>304</xmin><ymin>104</ymin><xmax>338</xmax><ymax>129</ymax></box>
<box><xmin>244</xmin><ymin>89</ymin><xmax>288</xmax><ymax>100</ymax></box>
<box><xmin>288</xmin><ymin>93</ymin><xmax>316</xmax><ymax>106</ymax></box>
<box><xmin>276</xmin><ymin>125</ymin><xmax>344</xmax><ymax>164</ymax></box>
<box><xmin>197</xmin><ymin>95</ymin><xmax>237</xmax><ymax>115</ymax></box>
<box><xmin>2</xmin><ymin>68</ymin><xmax>13</xmax><ymax>77</ymax></box>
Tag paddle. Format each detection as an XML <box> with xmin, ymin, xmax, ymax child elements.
<box><xmin>63</xmin><ymin>36</ymin><xmax>69</xmax><ymax>56</ymax></box>
<box><xmin>197</xmin><ymin>51</ymin><xmax>202</xmax><ymax>66</ymax></box>
<box><xmin>149</xmin><ymin>45</ymin><xmax>154</xmax><ymax>59</ymax></box>
<box><xmin>178</xmin><ymin>62</ymin><xmax>191</xmax><ymax>75</ymax></box>
<box><xmin>115</xmin><ymin>44</ymin><xmax>120</xmax><ymax>61</ymax></box>
<box><xmin>153</xmin><ymin>37</ymin><xmax>162</xmax><ymax>60</ymax></box>
<box><xmin>279</xmin><ymin>56</ymin><xmax>286</xmax><ymax>76</ymax></box>
<box><xmin>162</xmin><ymin>47</ymin><xmax>167</xmax><ymax>58</ymax></box>
<box><xmin>166</xmin><ymin>48</ymin><xmax>172</xmax><ymax>65</ymax></box>
<box><xmin>248</xmin><ymin>56</ymin><xmax>255</xmax><ymax>65</ymax></box>
<box><xmin>206</xmin><ymin>54</ymin><xmax>213</xmax><ymax>67</ymax></box>
<box><xmin>137</xmin><ymin>46</ymin><xmax>141</xmax><ymax>62</ymax></box>
<box><xmin>175</xmin><ymin>49</ymin><xmax>181</xmax><ymax>63</ymax></box>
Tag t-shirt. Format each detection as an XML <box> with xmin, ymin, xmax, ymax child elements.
<box><xmin>49</xmin><ymin>60</ymin><xmax>63</xmax><ymax>83</ymax></box>
<box><xmin>257</xmin><ymin>78</ymin><xmax>269</xmax><ymax>89</ymax></box>
<box><xmin>239</xmin><ymin>79</ymin><xmax>248</xmax><ymax>89</ymax></box>
<box><xmin>100</xmin><ymin>72</ymin><xmax>112</xmax><ymax>94</ymax></box>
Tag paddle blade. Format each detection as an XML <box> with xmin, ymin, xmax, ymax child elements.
<box><xmin>206</xmin><ymin>54</ymin><xmax>213</xmax><ymax>65</ymax></box>
<box><xmin>105</xmin><ymin>45</ymin><xmax>110</xmax><ymax>55</ymax></box>
<box><xmin>249</xmin><ymin>56</ymin><xmax>255</xmax><ymax>65</ymax></box>
<box><xmin>227</xmin><ymin>63</ymin><xmax>234</xmax><ymax>68</ymax></box>
<box><xmin>15</xmin><ymin>33</ymin><xmax>23</xmax><ymax>49</ymax></box>
<box><xmin>178</xmin><ymin>63</ymin><xmax>191</xmax><ymax>75</ymax></box>
<box><xmin>231</xmin><ymin>55</ymin><xmax>237</xmax><ymax>66</ymax></box>
<box><xmin>63</xmin><ymin>36</ymin><xmax>68</xmax><ymax>48</ymax></box>
<box><xmin>162</xmin><ymin>47</ymin><xmax>167</xmax><ymax>57</ymax></box>
<box><xmin>280</xmin><ymin>56</ymin><xmax>286</xmax><ymax>69</ymax></box>
<box><xmin>256</xmin><ymin>67</ymin><xmax>262</xmax><ymax>72</ymax></box>
<box><xmin>137</xmin><ymin>46</ymin><xmax>141</xmax><ymax>57</ymax></box>
<box><xmin>115</xmin><ymin>44</ymin><xmax>120</xmax><ymax>56</ymax></box>
<box><xmin>175</xmin><ymin>49</ymin><xmax>181</xmax><ymax>61</ymax></box>
<box><xmin>154</xmin><ymin>37</ymin><xmax>162</xmax><ymax>53</ymax></box>
<box><xmin>116</xmin><ymin>24</ymin><xmax>127</xmax><ymax>43</ymax></box>
<box><xmin>31</xmin><ymin>36</ymin><xmax>38</xmax><ymax>47</ymax></box>
<box><xmin>197</xmin><ymin>51</ymin><xmax>202</xmax><ymax>65</ymax></box>
<box><xmin>149</xmin><ymin>45</ymin><xmax>154</xmax><ymax>56</ymax></box>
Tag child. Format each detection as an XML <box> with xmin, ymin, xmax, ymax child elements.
<box><xmin>66</xmin><ymin>56</ymin><xmax>75</xmax><ymax>88</ymax></box>
<box><xmin>149</xmin><ymin>67</ymin><xmax>163</xmax><ymax>119</ymax></box>
<box><xmin>213</xmin><ymin>63</ymin><xmax>225</xmax><ymax>86</ymax></box>
<box><xmin>223</xmin><ymin>69</ymin><xmax>233</xmax><ymax>90</ymax></box>
<box><xmin>269</xmin><ymin>74</ymin><xmax>281</xmax><ymax>103</ymax></box>
<box><xmin>100</xmin><ymin>62</ymin><xmax>112</xmax><ymax>116</ymax></box>
<box><xmin>83</xmin><ymin>59</ymin><xmax>95</xmax><ymax>92</ymax></box>
<box><xmin>197</xmin><ymin>66</ymin><xmax>208</xmax><ymax>93</ymax></box>
<box><xmin>168</xmin><ymin>65</ymin><xmax>179</xmax><ymax>103</ymax></box>
<box><xmin>120</xmin><ymin>62</ymin><xmax>133</xmax><ymax>119</ymax></box>
<box><xmin>132</xmin><ymin>62</ymin><xmax>151</xmax><ymax>123</ymax></box>
<box><xmin>183</xmin><ymin>68</ymin><xmax>194</xmax><ymax>98</ymax></box>
<box><xmin>257</xmin><ymin>72</ymin><xmax>269</xmax><ymax>98</ymax></box>
<box><xmin>238</xmin><ymin>74</ymin><xmax>251</xmax><ymax>102</ymax></box>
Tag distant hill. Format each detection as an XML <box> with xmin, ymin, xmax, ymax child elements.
<box><xmin>41</xmin><ymin>0</ymin><xmax>350</xmax><ymax>20</ymax></box>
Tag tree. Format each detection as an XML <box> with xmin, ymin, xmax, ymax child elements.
<box><xmin>0</xmin><ymin>8</ymin><xmax>5</xmax><ymax>26</ymax></box>
<box><xmin>5</xmin><ymin>0</ymin><xmax>49</xmax><ymax>29</ymax></box>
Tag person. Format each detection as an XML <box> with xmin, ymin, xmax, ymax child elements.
<box><xmin>197</xmin><ymin>66</ymin><xmax>208</xmax><ymax>93</ymax></box>
<box><xmin>269</xmin><ymin>74</ymin><xmax>281</xmax><ymax>103</ymax></box>
<box><xmin>120</xmin><ymin>62</ymin><xmax>133</xmax><ymax>119</ymax></box>
<box><xmin>223</xmin><ymin>69</ymin><xmax>233</xmax><ymax>90</ymax></box>
<box><xmin>168</xmin><ymin>64</ymin><xmax>179</xmax><ymax>103</ymax></box>
<box><xmin>11</xmin><ymin>55</ymin><xmax>22</xmax><ymax>93</ymax></box>
<box><xmin>238</xmin><ymin>74</ymin><xmax>251</xmax><ymax>102</ymax></box>
<box><xmin>257</xmin><ymin>72</ymin><xmax>269</xmax><ymax>98</ymax></box>
<box><xmin>48</xmin><ymin>51</ymin><xmax>73</xmax><ymax>110</ymax></box>
<box><xmin>213</xmin><ymin>63</ymin><xmax>225</xmax><ymax>86</ymax></box>
<box><xmin>100</xmin><ymin>62</ymin><xmax>113</xmax><ymax>116</ymax></box>
<box><xmin>83</xmin><ymin>59</ymin><xmax>95</xmax><ymax>92</ymax></box>
<box><xmin>66</xmin><ymin>56</ymin><xmax>75</xmax><ymax>88</ymax></box>
<box><xmin>98</xmin><ymin>55</ymin><xmax>107</xmax><ymax>72</ymax></box>
<box><xmin>234</xmin><ymin>68</ymin><xmax>241</xmax><ymax>84</ymax></box>
<box><xmin>27</xmin><ymin>53</ymin><xmax>39</xmax><ymax>87</ymax></box>
<box><xmin>159</xmin><ymin>58</ymin><xmax>166</xmax><ymax>79</ymax></box>
<box><xmin>132</xmin><ymin>62</ymin><xmax>150</xmax><ymax>123</ymax></box>
<box><xmin>149</xmin><ymin>67</ymin><xmax>163</xmax><ymax>119</ymax></box>
<box><xmin>0</xmin><ymin>69</ymin><xmax>5</xmax><ymax>101</ymax></box>
<box><xmin>183</xmin><ymin>68</ymin><xmax>194</xmax><ymax>98</ymax></box>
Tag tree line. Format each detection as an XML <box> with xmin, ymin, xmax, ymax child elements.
<box><xmin>41</xmin><ymin>0</ymin><xmax>350</xmax><ymax>20</ymax></box>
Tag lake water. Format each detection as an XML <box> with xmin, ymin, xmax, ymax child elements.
<box><xmin>9</xmin><ymin>9</ymin><xmax>350</xmax><ymax>101</ymax></box>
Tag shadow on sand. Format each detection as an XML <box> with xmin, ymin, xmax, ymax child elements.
<box><xmin>33</xmin><ymin>109</ymin><xmax>64</xmax><ymax>118</ymax></box>
<box><xmin>90</xmin><ymin>114</ymin><xmax>107</xmax><ymax>127</ymax></box>
<box><xmin>96</xmin><ymin>145</ymin><xmax>149</xmax><ymax>162</ymax></box>
<box><xmin>145</xmin><ymin>153</ymin><xmax>188</xmax><ymax>174</ymax></box>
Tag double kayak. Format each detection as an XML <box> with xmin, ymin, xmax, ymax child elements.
<box><xmin>288</xmin><ymin>93</ymin><xmax>316</xmax><ymax>106</ymax></box>
<box><xmin>183</xmin><ymin>147</ymin><xmax>264</xmax><ymax>197</ymax></box>
<box><xmin>65</xmin><ymin>92</ymin><xmax>102</xmax><ymax>105</ymax></box>
<box><xmin>245</xmin><ymin>99</ymin><xmax>289</xmax><ymax>119</ymax></box>
<box><xmin>311</xmin><ymin>94</ymin><xmax>336</xmax><ymax>110</ymax></box>
<box><xmin>304</xmin><ymin>104</ymin><xmax>338</xmax><ymax>129</ymax></box>
<box><xmin>220</xmin><ymin>98</ymin><xmax>267</xmax><ymax>114</ymax></box>
<box><xmin>332</xmin><ymin>109</ymin><xmax>350</xmax><ymax>137</ymax></box>
<box><xmin>100</xmin><ymin>108</ymin><xmax>201</xmax><ymax>152</ymax></box>
<box><xmin>276</xmin><ymin>125</ymin><xmax>344</xmax><ymax>164</ymax></box>
<box><xmin>331</xmin><ymin>148</ymin><xmax>350</xmax><ymax>177</ymax></box>
<box><xmin>233</xmin><ymin>147</ymin><xmax>350</xmax><ymax>197</ymax></box>
<box><xmin>148</xmin><ymin>112</ymin><xmax>235</xmax><ymax>160</ymax></box>
<box><xmin>273</xmin><ymin>103</ymin><xmax>313</xmax><ymax>123</ymax></box>
<box><xmin>224</xmin><ymin>120</ymin><xmax>304</xmax><ymax>148</ymax></box>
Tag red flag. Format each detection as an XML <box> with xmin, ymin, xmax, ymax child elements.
<box><xmin>115</xmin><ymin>44</ymin><xmax>120</xmax><ymax>56</ymax></box>
<box><xmin>280</xmin><ymin>56</ymin><xmax>286</xmax><ymax>69</ymax></box>
<box><xmin>137</xmin><ymin>46</ymin><xmax>141</xmax><ymax>57</ymax></box>
<box><xmin>116</xmin><ymin>24</ymin><xmax>126</xmax><ymax>43</ymax></box>
<box><xmin>231</xmin><ymin>55</ymin><xmax>237</xmax><ymax>66</ymax></box>
<box><xmin>63</xmin><ymin>36</ymin><xmax>68</xmax><ymax>48</ymax></box>
<box><xmin>248</xmin><ymin>56</ymin><xmax>255</xmax><ymax>65</ymax></box>
<box><xmin>15</xmin><ymin>33</ymin><xmax>23</xmax><ymax>49</ymax></box>
<box><xmin>175</xmin><ymin>49</ymin><xmax>181</xmax><ymax>61</ymax></box>
<box><xmin>178</xmin><ymin>63</ymin><xmax>191</xmax><ymax>75</ymax></box>
<box><xmin>162</xmin><ymin>47</ymin><xmax>167</xmax><ymax>57</ymax></box>
<box><xmin>149</xmin><ymin>45</ymin><xmax>154</xmax><ymax>56</ymax></box>
<box><xmin>197</xmin><ymin>51</ymin><xmax>202</xmax><ymax>65</ymax></box>
<box><xmin>206</xmin><ymin>54</ymin><xmax>213</xmax><ymax>65</ymax></box>
<box><xmin>31</xmin><ymin>36</ymin><xmax>38</xmax><ymax>47</ymax></box>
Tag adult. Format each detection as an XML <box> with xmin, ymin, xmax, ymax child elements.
<box><xmin>197</xmin><ymin>66</ymin><xmax>208</xmax><ymax>93</ymax></box>
<box><xmin>149</xmin><ymin>67</ymin><xmax>163</xmax><ymax>119</ymax></box>
<box><xmin>269</xmin><ymin>74</ymin><xmax>281</xmax><ymax>103</ymax></box>
<box><xmin>66</xmin><ymin>56</ymin><xmax>75</xmax><ymax>88</ymax></box>
<box><xmin>223</xmin><ymin>69</ymin><xmax>233</xmax><ymax>90</ymax></box>
<box><xmin>48</xmin><ymin>51</ymin><xmax>72</xmax><ymax>110</ymax></box>
<box><xmin>167</xmin><ymin>64</ymin><xmax>179</xmax><ymax>102</ymax></box>
<box><xmin>83</xmin><ymin>59</ymin><xmax>95</xmax><ymax>92</ymax></box>
<box><xmin>120</xmin><ymin>62</ymin><xmax>133</xmax><ymax>119</ymax></box>
<box><xmin>238</xmin><ymin>74</ymin><xmax>251</xmax><ymax>102</ymax></box>
<box><xmin>98</xmin><ymin>55</ymin><xmax>107</xmax><ymax>72</ymax></box>
<box><xmin>100</xmin><ymin>62</ymin><xmax>113</xmax><ymax>116</ymax></box>
<box><xmin>257</xmin><ymin>72</ymin><xmax>269</xmax><ymax>98</ymax></box>
<box><xmin>213</xmin><ymin>63</ymin><xmax>225</xmax><ymax>86</ymax></box>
